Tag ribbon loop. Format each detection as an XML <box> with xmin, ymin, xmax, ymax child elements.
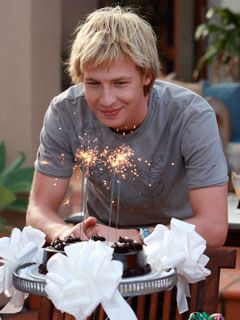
<box><xmin>144</xmin><ymin>218</ymin><xmax>211</xmax><ymax>314</ymax></box>
<box><xmin>45</xmin><ymin>240</ymin><xmax>137</xmax><ymax>320</ymax></box>
<box><xmin>0</xmin><ymin>226</ymin><xmax>45</xmax><ymax>314</ymax></box>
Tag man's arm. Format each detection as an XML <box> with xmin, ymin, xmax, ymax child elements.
<box><xmin>186</xmin><ymin>183</ymin><xmax>228</xmax><ymax>247</ymax></box>
<box><xmin>84</xmin><ymin>184</ymin><xmax>228</xmax><ymax>245</ymax></box>
<box><xmin>26</xmin><ymin>171</ymin><xmax>96</xmax><ymax>243</ymax></box>
<box><xmin>26</xmin><ymin>171</ymin><xmax>73</xmax><ymax>242</ymax></box>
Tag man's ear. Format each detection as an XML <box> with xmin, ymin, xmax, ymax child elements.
<box><xmin>143</xmin><ymin>72</ymin><xmax>153</xmax><ymax>86</ymax></box>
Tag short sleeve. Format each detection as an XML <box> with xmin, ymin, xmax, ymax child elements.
<box><xmin>180</xmin><ymin>102</ymin><xmax>228</xmax><ymax>189</ymax></box>
<box><xmin>35</xmin><ymin>100</ymin><xmax>74</xmax><ymax>178</ymax></box>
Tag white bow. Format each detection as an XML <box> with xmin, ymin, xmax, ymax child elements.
<box><xmin>45</xmin><ymin>240</ymin><xmax>137</xmax><ymax>320</ymax></box>
<box><xmin>144</xmin><ymin>218</ymin><xmax>211</xmax><ymax>314</ymax></box>
<box><xmin>0</xmin><ymin>226</ymin><xmax>45</xmax><ymax>314</ymax></box>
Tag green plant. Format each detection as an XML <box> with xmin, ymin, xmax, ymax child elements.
<box><xmin>194</xmin><ymin>7</ymin><xmax>240</xmax><ymax>82</ymax></box>
<box><xmin>0</xmin><ymin>142</ymin><xmax>34</xmax><ymax>230</ymax></box>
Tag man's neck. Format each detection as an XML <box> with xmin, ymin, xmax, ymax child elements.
<box><xmin>110</xmin><ymin>125</ymin><xmax>139</xmax><ymax>135</ymax></box>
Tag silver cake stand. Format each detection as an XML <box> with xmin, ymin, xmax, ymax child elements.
<box><xmin>13</xmin><ymin>263</ymin><xmax>177</xmax><ymax>298</ymax></box>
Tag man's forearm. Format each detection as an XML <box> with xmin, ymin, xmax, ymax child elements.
<box><xmin>137</xmin><ymin>215</ymin><xmax>227</xmax><ymax>248</ymax></box>
<box><xmin>184</xmin><ymin>215</ymin><xmax>228</xmax><ymax>248</ymax></box>
<box><xmin>26</xmin><ymin>205</ymin><xmax>71</xmax><ymax>243</ymax></box>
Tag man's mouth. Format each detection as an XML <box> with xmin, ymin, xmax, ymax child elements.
<box><xmin>100</xmin><ymin>108</ymin><xmax>122</xmax><ymax>117</ymax></box>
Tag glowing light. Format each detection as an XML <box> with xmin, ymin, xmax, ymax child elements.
<box><xmin>106</xmin><ymin>145</ymin><xmax>138</xmax><ymax>229</ymax></box>
<box><xmin>106</xmin><ymin>145</ymin><xmax>138</xmax><ymax>179</ymax></box>
<box><xmin>39</xmin><ymin>160</ymin><xmax>49</xmax><ymax>165</ymax></box>
<box><xmin>75</xmin><ymin>147</ymin><xmax>98</xmax><ymax>217</ymax></box>
<box><xmin>63</xmin><ymin>197</ymin><xmax>71</xmax><ymax>206</ymax></box>
<box><xmin>60</xmin><ymin>153</ymin><xmax>65</xmax><ymax>165</ymax></box>
<box><xmin>73</xmin><ymin>138</ymin><xmax>150</xmax><ymax>232</ymax></box>
<box><xmin>75</xmin><ymin>147</ymin><xmax>98</xmax><ymax>175</ymax></box>
<box><xmin>74</xmin><ymin>134</ymin><xmax>101</xmax><ymax>222</ymax></box>
<box><xmin>72</xmin><ymin>165</ymin><xmax>81</xmax><ymax>180</ymax></box>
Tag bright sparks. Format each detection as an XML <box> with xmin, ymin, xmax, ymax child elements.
<box><xmin>106</xmin><ymin>145</ymin><xmax>138</xmax><ymax>179</ymax></box>
<box><xmin>63</xmin><ymin>196</ymin><xmax>71</xmax><ymax>206</ymax></box>
<box><xmin>75</xmin><ymin>147</ymin><xmax>98</xmax><ymax>175</ymax></box>
<box><xmin>39</xmin><ymin>160</ymin><xmax>49</xmax><ymax>165</ymax></box>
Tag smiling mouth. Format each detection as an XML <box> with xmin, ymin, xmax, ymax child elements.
<box><xmin>100</xmin><ymin>108</ymin><xmax>122</xmax><ymax>117</ymax></box>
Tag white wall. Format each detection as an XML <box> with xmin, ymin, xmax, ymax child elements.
<box><xmin>0</xmin><ymin>0</ymin><xmax>61</xmax><ymax>165</ymax></box>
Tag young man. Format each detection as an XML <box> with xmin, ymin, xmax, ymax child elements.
<box><xmin>26</xmin><ymin>6</ymin><xmax>228</xmax><ymax>247</ymax></box>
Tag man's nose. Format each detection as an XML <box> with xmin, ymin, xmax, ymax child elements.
<box><xmin>99</xmin><ymin>87</ymin><xmax>116</xmax><ymax>107</ymax></box>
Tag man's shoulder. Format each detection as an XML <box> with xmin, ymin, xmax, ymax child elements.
<box><xmin>153</xmin><ymin>79</ymin><xmax>200</xmax><ymax>97</ymax></box>
<box><xmin>153</xmin><ymin>79</ymin><xmax>207</xmax><ymax>107</ymax></box>
<box><xmin>151</xmin><ymin>80</ymin><xmax>214</xmax><ymax>126</ymax></box>
<box><xmin>52</xmin><ymin>84</ymin><xmax>85</xmax><ymax>105</ymax></box>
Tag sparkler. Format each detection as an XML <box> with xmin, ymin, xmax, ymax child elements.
<box><xmin>75</xmin><ymin>146</ymin><xmax>98</xmax><ymax>219</ymax></box>
<box><xmin>75</xmin><ymin>138</ymin><xmax>140</xmax><ymax>241</ymax></box>
<box><xmin>106</xmin><ymin>145</ymin><xmax>138</xmax><ymax>228</ymax></box>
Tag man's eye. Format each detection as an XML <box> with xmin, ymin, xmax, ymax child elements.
<box><xmin>86</xmin><ymin>82</ymin><xmax>99</xmax><ymax>87</ymax></box>
<box><xmin>116</xmin><ymin>81</ymin><xmax>127</xmax><ymax>86</ymax></box>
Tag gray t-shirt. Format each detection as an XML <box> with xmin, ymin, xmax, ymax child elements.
<box><xmin>35</xmin><ymin>80</ymin><xmax>228</xmax><ymax>227</ymax></box>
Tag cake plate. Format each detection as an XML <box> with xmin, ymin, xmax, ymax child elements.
<box><xmin>13</xmin><ymin>262</ymin><xmax>177</xmax><ymax>297</ymax></box>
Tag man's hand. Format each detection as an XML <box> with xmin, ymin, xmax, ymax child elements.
<box><xmin>84</xmin><ymin>221</ymin><xmax>141</xmax><ymax>243</ymax></box>
<box><xmin>59</xmin><ymin>216</ymin><xmax>141</xmax><ymax>243</ymax></box>
<box><xmin>63</xmin><ymin>216</ymin><xmax>98</xmax><ymax>240</ymax></box>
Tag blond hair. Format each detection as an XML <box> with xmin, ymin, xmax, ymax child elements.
<box><xmin>68</xmin><ymin>6</ymin><xmax>161</xmax><ymax>93</ymax></box>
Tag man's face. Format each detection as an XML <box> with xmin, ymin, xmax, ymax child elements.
<box><xmin>83</xmin><ymin>57</ymin><xmax>152</xmax><ymax>131</ymax></box>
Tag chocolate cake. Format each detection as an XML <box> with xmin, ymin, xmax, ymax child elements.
<box><xmin>38</xmin><ymin>235</ymin><xmax>85</xmax><ymax>275</ymax></box>
<box><xmin>111</xmin><ymin>237</ymin><xmax>151</xmax><ymax>278</ymax></box>
<box><xmin>38</xmin><ymin>235</ymin><xmax>151</xmax><ymax>278</ymax></box>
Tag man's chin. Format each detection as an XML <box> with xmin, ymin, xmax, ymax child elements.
<box><xmin>97</xmin><ymin>118</ymin><xmax>122</xmax><ymax>130</ymax></box>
